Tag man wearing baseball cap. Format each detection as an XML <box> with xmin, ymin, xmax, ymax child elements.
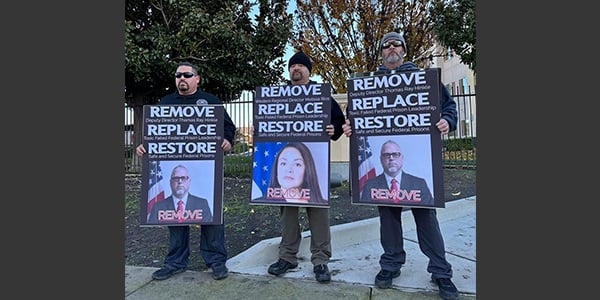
<box><xmin>341</xmin><ymin>32</ymin><xmax>460</xmax><ymax>300</ymax></box>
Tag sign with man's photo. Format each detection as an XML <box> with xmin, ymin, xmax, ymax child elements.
<box><xmin>346</xmin><ymin>68</ymin><xmax>445</xmax><ymax>208</ymax></box>
<box><xmin>139</xmin><ymin>104</ymin><xmax>226</xmax><ymax>225</ymax></box>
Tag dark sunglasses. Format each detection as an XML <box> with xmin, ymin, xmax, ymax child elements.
<box><xmin>382</xmin><ymin>40</ymin><xmax>404</xmax><ymax>49</ymax></box>
<box><xmin>174</xmin><ymin>72</ymin><xmax>196</xmax><ymax>79</ymax></box>
<box><xmin>381</xmin><ymin>152</ymin><xmax>402</xmax><ymax>159</ymax></box>
<box><xmin>170</xmin><ymin>176</ymin><xmax>189</xmax><ymax>182</ymax></box>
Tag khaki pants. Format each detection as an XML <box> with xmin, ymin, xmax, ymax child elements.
<box><xmin>278</xmin><ymin>206</ymin><xmax>331</xmax><ymax>266</ymax></box>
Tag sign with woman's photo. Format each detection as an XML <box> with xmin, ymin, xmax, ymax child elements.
<box><xmin>250</xmin><ymin>83</ymin><xmax>332</xmax><ymax>208</ymax></box>
<box><xmin>346</xmin><ymin>68</ymin><xmax>445</xmax><ymax>208</ymax></box>
<box><xmin>139</xmin><ymin>104</ymin><xmax>226</xmax><ymax>225</ymax></box>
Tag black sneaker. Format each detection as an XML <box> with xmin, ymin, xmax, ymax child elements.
<box><xmin>374</xmin><ymin>269</ymin><xmax>401</xmax><ymax>289</ymax></box>
<box><xmin>432</xmin><ymin>277</ymin><xmax>459</xmax><ymax>300</ymax></box>
<box><xmin>267</xmin><ymin>258</ymin><xmax>298</xmax><ymax>276</ymax></box>
<box><xmin>313</xmin><ymin>264</ymin><xmax>331</xmax><ymax>283</ymax></box>
<box><xmin>151</xmin><ymin>266</ymin><xmax>185</xmax><ymax>280</ymax></box>
<box><xmin>211</xmin><ymin>262</ymin><xmax>229</xmax><ymax>280</ymax></box>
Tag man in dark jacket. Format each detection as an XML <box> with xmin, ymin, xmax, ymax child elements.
<box><xmin>342</xmin><ymin>32</ymin><xmax>459</xmax><ymax>300</ymax></box>
<box><xmin>136</xmin><ymin>61</ymin><xmax>235</xmax><ymax>281</ymax></box>
<box><xmin>266</xmin><ymin>51</ymin><xmax>345</xmax><ymax>283</ymax></box>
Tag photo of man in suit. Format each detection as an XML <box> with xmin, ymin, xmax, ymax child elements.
<box><xmin>360</xmin><ymin>139</ymin><xmax>433</xmax><ymax>205</ymax></box>
<box><xmin>148</xmin><ymin>164</ymin><xmax>213</xmax><ymax>224</ymax></box>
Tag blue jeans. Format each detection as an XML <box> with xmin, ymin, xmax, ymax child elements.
<box><xmin>378</xmin><ymin>206</ymin><xmax>453</xmax><ymax>278</ymax></box>
<box><xmin>163</xmin><ymin>223</ymin><xmax>228</xmax><ymax>270</ymax></box>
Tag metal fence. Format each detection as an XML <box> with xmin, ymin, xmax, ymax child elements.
<box><xmin>442</xmin><ymin>86</ymin><xmax>476</xmax><ymax>169</ymax></box>
<box><xmin>125</xmin><ymin>88</ymin><xmax>476</xmax><ymax>174</ymax></box>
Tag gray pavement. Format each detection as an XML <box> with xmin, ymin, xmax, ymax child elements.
<box><xmin>125</xmin><ymin>196</ymin><xmax>476</xmax><ymax>299</ymax></box>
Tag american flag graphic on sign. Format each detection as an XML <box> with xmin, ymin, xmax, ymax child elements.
<box><xmin>252</xmin><ymin>142</ymin><xmax>287</xmax><ymax>198</ymax></box>
<box><xmin>357</xmin><ymin>136</ymin><xmax>377</xmax><ymax>191</ymax></box>
<box><xmin>147</xmin><ymin>160</ymin><xmax>166</xmax><ymax>215</ymax></box>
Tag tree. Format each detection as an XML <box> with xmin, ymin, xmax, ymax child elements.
<box><xmin>428</xmin><ymin>0</ymin><xmax>476</xmax><ymax>72</ymax></box>
<box><xmin>292</xmin><ymin>0</ymin><xmax>438</xmax><ymax>93</ymax></box>
<box><xmin>125</xmin><ymin>0</ymin><xmax>293</xmax><ymax>157</ymax></box>
<box><xmin>126</xmin><ymin>0</ymin><xmax>293</xmax><ymax>104</ymax></box>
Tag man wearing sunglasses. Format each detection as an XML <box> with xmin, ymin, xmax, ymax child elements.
<box><xmin>341</xmin><ymin>32</ymin><xmax>459</xmax><ymax>300</ymax></box>
<box><xmin>135</xmin><ymin>61</ymin><xmax>236</xmax><ymax>282</ymax></box>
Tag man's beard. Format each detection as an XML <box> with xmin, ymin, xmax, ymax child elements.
<box><xmin>291</xmin><ymin>71</ymin><xmax>304</xmax><ymax>82</ymax></box>
<box><xmin>174</xmin><ymin>188</ymin><xmax>186</xmax><ymax>197</ymax></box>
<box><xmin>387</xmin><ymin>166</ymin><xmax>399</xmax><ymax>173</ymax></box>
<box><xmin>178</xmin><ymin>82</ymin><xmax>189</xmax><ymax>92</ymax></box>
<box><xmin>384</xmin><ymin>52</ymin><xmax>402</xmax><ymax>65</ymax></box>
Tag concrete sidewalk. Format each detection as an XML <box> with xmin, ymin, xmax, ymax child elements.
<box><xmin>125</xmin><ymin>196</ymin><xmax>476</xmax><ymax>299</ymax></box>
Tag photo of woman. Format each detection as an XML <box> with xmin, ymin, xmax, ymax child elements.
<box><xmin>251</xmin><ymin>141</ymin><xmax>329</xmax><ymax>206</ymax></box>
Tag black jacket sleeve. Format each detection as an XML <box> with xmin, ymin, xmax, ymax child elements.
<box><xmin>329</xmin><ymin>96</ymin><xmax>345</xmax><ymax>141</ymax></box>
<box><xmin>440</xmin><ymin>85</ymin><xmax>458</xmax><ymax>132</ymax></box>
<box><xmin>223</xmin><ymin>109</ymin><xmax>236</xmax><ymax>146</ymax></box>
